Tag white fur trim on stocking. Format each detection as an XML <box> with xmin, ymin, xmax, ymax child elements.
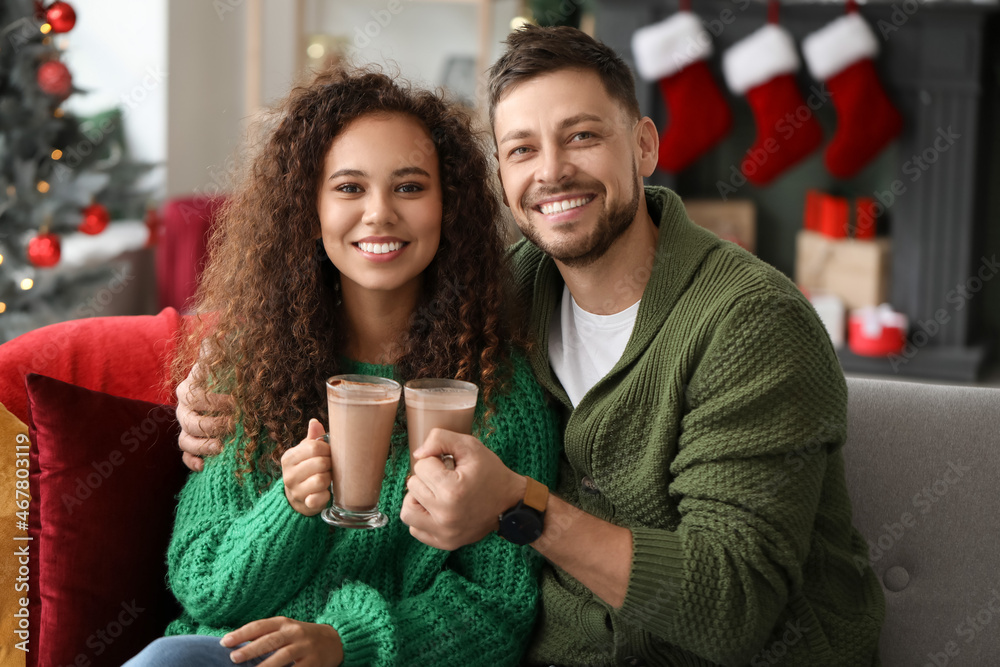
<box><xmin>722</xmin><ymin>24</ymin><xmax>799</xmax><ymax>95</ymax></box>
<box><xmin>802</xmin><ymin>12</ymin><xmax>879</xmax><ymax>81</ymax></box>
<box><xmin>632</xmin><ymin>12</ymin><xmax>713</xmax><ymax>81</ymax></box>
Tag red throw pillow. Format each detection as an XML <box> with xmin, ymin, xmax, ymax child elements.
<box><xmin>25</xmin><ymin>374</ymin><xmax>189</xmax><ymax>667</ymax></box>
<box><xmin>0</xmin><ymin>307</ymin><xmax>184</xmax><ymax>425</ymax></box>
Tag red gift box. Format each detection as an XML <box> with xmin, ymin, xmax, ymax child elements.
<box><xmin>804</xmin><ymin>190</ymin><xmax>879</xmax><ymax>240</ymax></box>
<box><xmin>848</xmin><ymin>304</ymin><xmax>908</xmax><ymax>356</ymax></box>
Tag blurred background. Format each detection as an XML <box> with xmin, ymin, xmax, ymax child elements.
<box><xmin>0</xmin><ymin>0</ymin><xmax>997</xmax><ymax>384</ymax></box>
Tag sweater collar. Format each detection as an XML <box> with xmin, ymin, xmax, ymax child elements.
<box><xmin>527</xmin><ymin>186</ymin><xmax>721</xmax><ymax>404</ymax></box>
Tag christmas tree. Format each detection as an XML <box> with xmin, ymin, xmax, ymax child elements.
<box><xmin>0</xmin><ymin>0</ymin><xmax>153</xmax><ymax>323</ymax></box>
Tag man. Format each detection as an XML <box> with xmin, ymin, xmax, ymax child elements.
<box><xmin>179</xmin><ymin>26</ymin><xmax>884</xmax><ymax>666</ymax></box>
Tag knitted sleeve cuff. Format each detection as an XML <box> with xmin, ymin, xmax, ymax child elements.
<box><xmin>250</xmin><ymin>478</ymin><xmax>329</xmax><ymax>542</ymax></box>
<box><xmin>318</xmin><ymin>583</ymin><xmax>394</xmax><ymax>667</ymax></box>
<box><xmin>615</xmin><ymin>527</ymin><xmax>685</xmax><ymax>632</ymax></box>
<box><xmin>167</xmin><ymin>475</ymin><xmax>330</xmax><ymax>624</ymax></box>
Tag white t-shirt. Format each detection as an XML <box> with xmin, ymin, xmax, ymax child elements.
<box><xmin>548</xmin><ymin>284</ymin><xmax>641</xmax><ymax>407</ymax></box>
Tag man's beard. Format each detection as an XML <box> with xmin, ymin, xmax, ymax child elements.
<box><xmin>518</xmin><ymin>164</ymin><xmax>641</xmax><ymax>269</ymax></box>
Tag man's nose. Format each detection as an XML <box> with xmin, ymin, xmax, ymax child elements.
<box><xmin>536</xmin><ymin>146</ymin><xmax>573</xmax><ymax>184</ymax></box>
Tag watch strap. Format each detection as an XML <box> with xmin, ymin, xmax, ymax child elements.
<box><xmin>522</xmin><ymin>476</ymin><xmax>549</xmax><ymax>514</ymax></box>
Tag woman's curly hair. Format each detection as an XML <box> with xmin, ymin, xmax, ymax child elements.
<box><xmin>174</xmin><ymin>68</ymin><xmax>525</xmax><ymax>480</ymax></box>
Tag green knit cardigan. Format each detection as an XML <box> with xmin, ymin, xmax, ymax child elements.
<box><xmin>515</xmin><ymin>187</ymin><xmax>885</xmax><ymax>667</ymax></box>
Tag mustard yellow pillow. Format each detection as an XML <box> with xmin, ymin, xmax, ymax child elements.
<box><xmin>0</xmin><ymin>401</ymin><xmax>29</xmax><ymax>667</ymax></box>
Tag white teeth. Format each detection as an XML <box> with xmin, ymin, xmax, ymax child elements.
<box><xmin>539</xmin><ymin>197</ymin><xmax>591</xmax><ymax>215</ymax></box>
<box><xmin>357</xmin><ymin>241</ymin><xmax>404</xmax><ymax>254</ymax></box>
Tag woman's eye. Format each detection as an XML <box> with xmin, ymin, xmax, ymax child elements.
<box><xmin>509</xmin><ymin>146</ymin><xmax>530</xmax><ymax>157</ymax></box>
<box><xmin>336</xmin><ymin>184</ymin><xmax>362</xmax><ymax>194</ymax></box>
<box><xmin>397</xmin><ymin>183</ymin><xmax>423</xmax><ymax>193</ymax></box>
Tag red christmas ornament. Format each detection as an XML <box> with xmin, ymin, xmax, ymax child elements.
<box><xmin>28</xmin><ymin>232</ymin><xmax>62</xmax><ymax>268</ymax></box>
<box><xmin>37</xmin><ymin>61</ymin><xmax>73</xmax><ymax>98</ymax></box>
<box><xmin>45</xmin><ymin>1</ymin><xmax>77</xmax><ymax>33</ymax></box>
<box><xmin>79</xmin><ymin>203</ymin><xmax>110</xmax><ymax>235</ymax></box>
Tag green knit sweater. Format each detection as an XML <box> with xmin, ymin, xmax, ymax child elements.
<box><xmin>513</xmin><ymin>187</ymin><xmax>885</xmax><ymax>666</ymax></box>
<box><xmin>164</xmin><ymin>353</ymin><xmax>560</xmax><ymax>667</ymax></box>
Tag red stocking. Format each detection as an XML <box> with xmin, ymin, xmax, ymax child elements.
<box><xmin>803</xmin><ymin>11</ymin><xmax>902</xmax><ymax>179</ymax></box>
<box><xmin>723</xmin><ymin>23</ymin><xmax>823</xmax><ymax>186</ymax></box>
<box><xmin>632</xmin><ymin>11</ymin><xmax>732</xmax><ymax>173</ymax></box>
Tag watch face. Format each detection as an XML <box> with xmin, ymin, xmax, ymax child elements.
<box><xmin>499</xmin><ymin>508</ymin><xmax>543</xmax><ymax>546</ymax></box>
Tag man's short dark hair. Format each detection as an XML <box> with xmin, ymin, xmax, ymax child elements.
<box><xmin>487</xmin><ymin>25</ymin><xmax>641</xmax><ymax>131</ymax></box>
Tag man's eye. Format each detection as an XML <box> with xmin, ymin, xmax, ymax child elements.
<box><xmin>509</xmin><ymin>146</ymin><xmax>530</xmax><ymax>157</ymax></box>
<box><xmin>572</xmin><ymin>132</ymin><xmax>594</xmax><ymax>141</ymax></box>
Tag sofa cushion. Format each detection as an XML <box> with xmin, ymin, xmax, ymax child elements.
<box><xmin>844</xmin><ymin>378</ymin><xmax>1000</xmax><ymax>665</ymax></box>
<box><xmin>25</xmin><ymin>373</ymin><xmax>189</xmax><ymax>667</ymax></box>
<box><xmin>0</xmin><ymin>307</ymin><xmax>184</xmax><ymax>425</ymax></box>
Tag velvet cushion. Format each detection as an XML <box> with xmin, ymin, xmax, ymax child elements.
<box><xmin>25</xmin><ymin>374</ymin><xmax>189</xmax><ymax>667</ymax></box>
<box><xmin>0</xmin><ymin>307</ymin><xmax>184</xmax><ymax>425</ymax></box>
<box><xmin>157</xmin><ymin>195</ymin><xmax>226</xmax><ymax>312</ymax></box>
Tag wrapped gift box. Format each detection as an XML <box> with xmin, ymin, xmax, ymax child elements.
<box><xmin>795</xmin><ymin>229</ymin><xmax>891</xmax><ymax>310</ymax></box>
<box><xmin>848</xmin><ymin>304</ymin><xmax>908</xmax><ymax>357</ymax></box>
<box><xmin>684</xmin><ymin>199</ymin><xmax>756</xmax><ymax>253</ymax></box>
<box><xmin>804</xmin><ymin>190</ymin><xmax>881</xmax><ymax>240</ymax></box>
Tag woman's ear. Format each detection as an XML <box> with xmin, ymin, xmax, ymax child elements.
<box><xmin>314</xmin><ymin>238</ymin><xmax>329</xmax><ymax>263</ymax></box>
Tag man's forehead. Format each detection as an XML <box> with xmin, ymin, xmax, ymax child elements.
<box><xmin>493</xmin><ymin>69</ymin><xmax>623</xmax><ymax>136</ymax></box>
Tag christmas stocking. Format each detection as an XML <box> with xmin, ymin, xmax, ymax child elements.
<box><xmin>722</xmin><ymin>23</ymin><xmax>823</xmax><ymax>186</ymax></box>
<box><xmin>632</xmin><ymin>12</ymin><xmax>732</xmax><ymax>173</ymax></box>
<box><xmin>803</xmin><ymin>11</ymin><xmax>902</xmax><ymax>179</ymax></box>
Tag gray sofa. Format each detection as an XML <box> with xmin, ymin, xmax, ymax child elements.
<box><xmin>844</xmin><ymin>377</ymin><xmax>1000</xmax><ymax>666</ymax></box>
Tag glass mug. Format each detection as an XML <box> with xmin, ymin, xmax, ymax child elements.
<box><xmin>319</xmin><ymin>375</ymin><xmax>401</xmax><ymax>529</ymax></box>
<box><xmin>404</xmin><ymin>379</ymin><xmax>478</xmax><ymax>470</ymax></box>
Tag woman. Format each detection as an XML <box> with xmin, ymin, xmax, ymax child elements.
<box><xmin>124</xmin><ymin>68</ymin><xmax>559</xmax><ymax>667</ymax></box>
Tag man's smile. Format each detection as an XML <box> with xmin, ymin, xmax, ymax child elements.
<box><xmin>536</xmin><ymin>195</ymin><xmax>596</xmax><ymax>216</ymax></box>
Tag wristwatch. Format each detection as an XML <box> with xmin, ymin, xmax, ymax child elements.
<box><xmin>497</xmin><ymin>476</ymin><xmax>548</xmax><ymax>545</ymax></box>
